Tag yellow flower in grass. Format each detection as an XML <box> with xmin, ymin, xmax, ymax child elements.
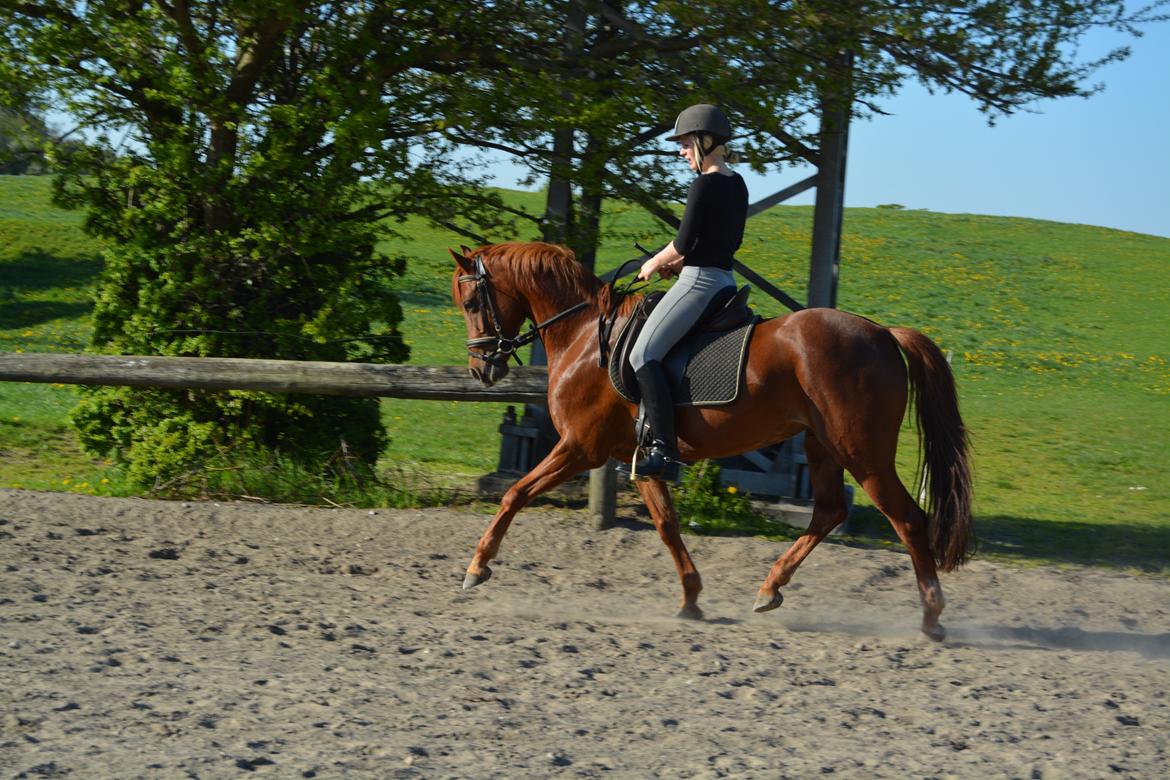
<box><xmin>726</xmin><ymin>485</ymin><xmax>738</xmax><ymax>495</ymax></box>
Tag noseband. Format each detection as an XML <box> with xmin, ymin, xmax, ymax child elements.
<box><xmin>458</xmin><ymin>255</ymin><xmax>588</xmax><ymax>367</ymax></box>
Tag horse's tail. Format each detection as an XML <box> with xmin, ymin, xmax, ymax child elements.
<box><xmin>888</xmin><ymin>327</ymin><xmax>974</xmax><ymax>572</ymax></box>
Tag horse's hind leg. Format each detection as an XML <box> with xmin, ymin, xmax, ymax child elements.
<box><xmin>636</xmin><ymin>478</ymin><xmax>703</xmax><ymax>620</ymax></box>
<box><xmin>860</xmin><ymin>470</ymin><xmax>947</xmax><ymax>641</ymax></box>
<box><xmin>463</xmin><ymin>438</ymin><xmax>589</xmax><ymax>590</ymax></box>
<box><xmin>753</xmin><ymin>435</ymin><xmax>849</xmax><ymax>613</ymax></box>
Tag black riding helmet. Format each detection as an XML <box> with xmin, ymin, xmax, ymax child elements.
<box><xmin>665</xmin><ymin>103</ymin><xmax>732</xmax><ymax>154</ymax></box>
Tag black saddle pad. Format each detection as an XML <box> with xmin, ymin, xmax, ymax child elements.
<box><xmin>608</xmin><ymin>289</ymin><xmax>758</xmax><ymax>407</ymax></box>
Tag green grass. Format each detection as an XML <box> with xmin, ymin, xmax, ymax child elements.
<box><xmin>2</xmin><ymin>175</ymin><xmax>1168</xmax><ymax>572</ymax></box>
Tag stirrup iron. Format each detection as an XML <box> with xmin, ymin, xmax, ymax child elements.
<box><xmin>630</xmin><ymin>440</ymin><xmax>680</xmax><ymax>482</ymax></box>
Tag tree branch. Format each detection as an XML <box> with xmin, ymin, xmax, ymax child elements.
<box><xmin>161</xmin><ymin>0</ymin><xmax>215</xmax><ymax>91</ymax></box>
<box><xmin>6</xmin><ymin>1</ymin><xmax>80</xmax><ymax>23</ymax></box>
<box><xmin>443</xmin><ymin>131</ymin><xmax>551</xmax><ymax>160</ymax></box>
<box><xmin>604</xmin><ymin>170</ymin><xmax>681</xmax><ymax>229</ymax></box>
<box><xmin>433</xmin><ymin>219</ymin><xmax>488</xmax><ymax>245</ymax></box>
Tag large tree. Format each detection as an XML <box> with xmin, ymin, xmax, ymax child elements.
<box><xmin>0</xmin><ymin>0</ymin><xmax>513</xmax><ymax>490</ymax></box>
<box><xmin>437</xmin><ymin>0</ymin><xmax>1165</xmax><ymax>269</ymax></box>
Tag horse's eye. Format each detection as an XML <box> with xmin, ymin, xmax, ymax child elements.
<box><xmin>463</xmin><ymin>299</ymin><xmax>479</xmax><ymax>313</ymax></box>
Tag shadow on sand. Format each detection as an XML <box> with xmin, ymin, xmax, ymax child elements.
<box><xmin>844</xmin><ymin>506</ymin><xmax>1170</xmax><ymax>575</ymax></box>
<box><xmin>949</xmin><ymin>624</ymin><xmax>1170</xmax><ymax>660</ymax></box>
<box><xmin>781</xmin><ymin>614</ymin><xmax>1169</xmax><ymax>659</ymax></box>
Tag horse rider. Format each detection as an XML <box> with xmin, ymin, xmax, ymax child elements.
<box><xmin>629</xmin><ymin>103</ymin><xmax>749</xmax><ymax>480</ymax></box>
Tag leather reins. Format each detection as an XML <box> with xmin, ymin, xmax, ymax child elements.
<box><xmin>597</xmin><ymin>255</ymin><xmax>655</xmax><ymax>368</ymax></box>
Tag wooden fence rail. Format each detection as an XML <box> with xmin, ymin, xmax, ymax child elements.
<box><xmin>0</xmin><ymin>351</ymin><xmax>632</xmax><ymax>527</ymax></box>
<box><xmin>0</xmin><ymin>352</ymin><xmax>549</xmax><ymax>404</ymax></box>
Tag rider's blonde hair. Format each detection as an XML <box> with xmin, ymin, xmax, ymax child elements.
<box><xmin>691</xmin><ymin>132</ymin><xmax>740</xmax><ymax>167</ymax></box>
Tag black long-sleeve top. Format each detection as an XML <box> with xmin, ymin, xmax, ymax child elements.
<box><xmin>673</xmin><ymin>171</ymin><xmax>749</xmax><ymax>270</ymax></box>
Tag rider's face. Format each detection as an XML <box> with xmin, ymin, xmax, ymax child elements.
<box><xmin>679</xmin><ymin>135</ymin><xmax>698</xmax><ymax>171</ymax></box>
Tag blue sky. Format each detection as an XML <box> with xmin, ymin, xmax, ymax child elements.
<box><xmin>813</xmin><ymin>22</ymin><xmax>1170</xmax><ymax>238</ymax></box>
<box><xmin>488</xmin><ymin>23</ymin><xmax>1170</xmax><ymax>239</ymax></box>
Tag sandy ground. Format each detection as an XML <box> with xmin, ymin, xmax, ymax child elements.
<box><xmin>1</xmin><ymin>488</ymin><xmax>1168</xmax><ymax>779</ymax></box>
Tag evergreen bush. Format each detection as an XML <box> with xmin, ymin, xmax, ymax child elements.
<box><xmin>58</xmin><ymin>151</ymin><xmax>408</xmax><ymax>490</ymax></box>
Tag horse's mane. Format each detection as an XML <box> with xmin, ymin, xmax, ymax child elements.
<box><xmin>475</xmin><ymin>242</ymin><xmax>641</xmax><ymax>318</ymax></box>
<box><xmin>475</xmin><ymin>242</ymin><xmax>599</xmax><ymax>301</ymax></box>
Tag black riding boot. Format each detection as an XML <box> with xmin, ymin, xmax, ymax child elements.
<box><xmin>633</xmin><ymin>361</ymin><xmax>680</xmax><ymax>481</ymax></box>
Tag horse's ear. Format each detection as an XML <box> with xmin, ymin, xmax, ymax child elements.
<box><xmin>460</xmin><ymin>244</ymin><xmax>473</xmax><ymax>255</ymax></box>
<box><xmin>448</xmin><ymin>247</ymin><xmax>475</xmax><ymax>274</ymax></box>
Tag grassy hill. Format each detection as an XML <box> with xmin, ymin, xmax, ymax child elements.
<box><xmin>2</xmin><ymin>174</ymin><xmax>1168</xmax><ymax>570</ymax></box>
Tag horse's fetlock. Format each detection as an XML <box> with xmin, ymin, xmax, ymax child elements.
<box><xmin>921</xmin><ymin>578</ymin><xmax>945</xmax><ymax>613</ymax></box>
<box><xmin>500</xmin><ymin>493</ymin><xmax>525</xmax><ymax>514</ymax></box>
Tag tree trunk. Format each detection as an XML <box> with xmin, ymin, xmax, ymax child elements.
<box><xmin>543</xmin><ymin>126</ymin><xmax>575</xmax><ymax>244</ymax></box>
<box><xmin>541</xmin><ymin>1</ymin><xmax>587</xmax><ymax>245</ymax></box>
<box><xmin>807</xmin><ymin>51</ymin><xmax>853</xmax><ymax>309</ymax></box>
<box><xmin>574</xmin><ymin>136</ymin><xmax>606</xmax><ymax>271</ymax></box>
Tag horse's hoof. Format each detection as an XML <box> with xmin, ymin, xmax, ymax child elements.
<box><xmin>677</xmin><ymin>604</ymin><xmax>704</xmax><ymax>621</ymax></box>
<box><xmin>922</xmin><ymin>622</ymin><xmax>946</xmax><ymax>642</ymax></box>
<box><xmin>462</xmin><ymin>566</ymin><xmax>493</xmax><ymax>590</ymax></box>
<box><xmin>752</xmin><ymin>590</ymin><xmax>784</xmax><ymax>613</ymax></box>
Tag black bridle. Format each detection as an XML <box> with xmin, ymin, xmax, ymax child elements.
<box><xmin>458</xmin><ymin>255</ymin><xmax>589</xmax><ymax>367</ymax></box>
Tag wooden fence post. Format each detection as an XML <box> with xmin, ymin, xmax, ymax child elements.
<box><xmin>589</xmin><ymin>459</ymin><xmax>617</xmax><ymax>529</ymax></box>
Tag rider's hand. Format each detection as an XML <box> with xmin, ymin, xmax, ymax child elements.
<box><xmin>658</xmin><ymin>257</ymin><xmax>683</xmax><ymax>279</ymax></box>
<box><xmin>637</xmin><ymin>257</ymin><xmax>658</xmax><ymax>281</ymax></box>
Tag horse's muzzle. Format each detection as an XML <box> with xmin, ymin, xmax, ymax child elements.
<box><xmin>469</xmin><ymin>360</ymin><xmax>509</xmax><ymax>387</ymax></box>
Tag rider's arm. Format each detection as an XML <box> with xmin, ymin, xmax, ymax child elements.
<box><xmin>638</xmin><ymin>176</ymin><xmax>709</xmax><ymax>280</ymax></box>
<box><xmin>672</xmin><ymin>175</ymin><xmax>709</xmax><ymax>256</ymax></box>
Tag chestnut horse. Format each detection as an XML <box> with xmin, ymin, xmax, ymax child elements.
<box><xmin>451</xmin><ymin>242</ymin><xmax>972</xmax><ymax>640</ymax></box>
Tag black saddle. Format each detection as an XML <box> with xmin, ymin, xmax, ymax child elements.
<box><xmin>606</xmin><ymin>285</ymin><xmax>759</xmax><ymax>407</ymax></box>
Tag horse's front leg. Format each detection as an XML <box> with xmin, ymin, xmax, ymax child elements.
<box><xmin>463</xmin><ymin>438</ymin><xmax>590</xmax><ymax>590</ymax></box>
<box><xmin>636</xmin><ymin>478</ymin><xmax>704</xmax><ymax>620</ymax></box>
